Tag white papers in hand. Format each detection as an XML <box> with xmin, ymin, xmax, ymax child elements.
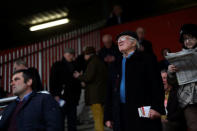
<box><xmin>138</xmin><ymin>106</ymin><xmax>151</xmax><ymax>118</ymax></box>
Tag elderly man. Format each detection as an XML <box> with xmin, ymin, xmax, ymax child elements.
<box><xmin>136</xmin><ymin>27</ymin><xmax>154</xmax><ymax>53</ymax></box>
<box><xmin>99</xmin><ymin>34</ymin><xmax>121</xmax><ymax>65</ymax></box>
<box><xmin>0</xmin><ymin>69</ymin><xmax>63</xmax><ymax>131</ymax></box>
<box><xmin>105</xmin><ymin>31</ymin><xmax>165</xmax><ymax>131</ymax></box>
<box><xmin>50</xmin><ymin>48</ymin><xmax>81</xmax><ymax>131</ymax></box>
<box><xmin>99</xmin><ymin>34</ymin><xmax>121</xmax><ymax>131</ymax></box>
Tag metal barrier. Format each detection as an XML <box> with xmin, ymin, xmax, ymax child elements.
<box><xmin>0</xmin><ymin>21</ymin><xmax>104</xmax><ymax>93</ymax></box>
<box><xmin>0</xmin><ymin>91</ymin><xmax>50</xmax><ymax>112</ymax></box>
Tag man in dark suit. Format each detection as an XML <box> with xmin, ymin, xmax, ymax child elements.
<box><xmin>106</xmin><ymin>5</ymin><xmax>128</xmax><ymax>27</ymax></box>
<box><xmin>0</xmin><ymin>69</ymin><xmax>63</xmax><ymax>131</ymax></box>
<box><xmin>50</xmin><ymin>48</ymin><xmax>81</xmax><ymax>131</ymax></box>
<box><xmin>105</xmin><ymin>31</ymin><xmax>165</xmax><ymax>131</ymax></box>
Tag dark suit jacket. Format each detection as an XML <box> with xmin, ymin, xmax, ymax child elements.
<box><xmin>50</xmin><ymin>58</ymin><xmax>81</xmax><ymax>105</ymax></box>
<box><xmin>0</xmin><ymin>92</ymin><xmax>63</xmax><ymax>131</ymax></box>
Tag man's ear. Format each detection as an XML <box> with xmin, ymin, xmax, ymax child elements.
<box><xmin>26</xmin><ymin>79</ymin><xmax>32</xmax><ymax>87</ymax></box>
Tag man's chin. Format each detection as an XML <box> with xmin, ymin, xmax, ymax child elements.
<box><xmin>13</xmin><ymin>92</ymin><xmax>19</xmax><ymax>96</ymax></box>
<box><xmin>119</xmin><ymin>49</ymin><xmax>125</xmax><ymax>53</ymax></box>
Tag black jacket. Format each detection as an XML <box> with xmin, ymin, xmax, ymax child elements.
<box><xmin>29</xmin><ymin>67</ymin><xmax>43</xmax><ymax>92</ymax></box>
<box><xmin>0</xmin><ymin>92</ymin><xmax>63</xmax><ymax>131</ymax></box>
<box><xmin>49</xmin><ymin>58</ymin><xmax>81</xmax><ymax>105</ymax></box>
<box><xmin>105</xmin><ymin>50</ymin><xmax>165</xmax><ymax>131</ymax></box>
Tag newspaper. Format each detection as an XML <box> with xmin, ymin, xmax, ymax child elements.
<box><xmin>165</xmin><ymin>49</ymin><xmax>197</xmax><ymax>85</ymax></box>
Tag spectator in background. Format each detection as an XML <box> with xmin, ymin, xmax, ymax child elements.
<box><xmin>0</xmin><ymin>76</ymin><xmax>7</xmax><ymax>98</ymax></box>
<box><xmin>105</xmin><ymin>31</ymin><xmax>165</xmax><ymax>131</ymax></box>
<box><xmin>75</xmin><ymin>46</ymin><xmax>87</xmax><ymax>73</ymax></box>
<box><xmin>75</xmin><ymin>46</ymin><xmax>88</xmax><ymax>125</ymax></box>
<box><xmin>167</xmin><ymin>24</ymin><xmax>197</xmax><ymax>131</ymax></box>
<box><xmin>98</xmin><ymin>34</ymin><xmax>121</xmax><ymax>131</ymax></box>
<box><xmin>74</xmin><ymin>46</ymin><xmax>107</xmax><ymax>131</ymax></box>
<box><xmin>106</xmin><ymin>5</ymin><xmax>127</xmax><ymax>27</ymax></box>
<box><xmin>13</xmin><ymin>59</ymin><xmax>43</xmax><ymax>92</ymax></box>
<box><xmin>136</xmin><ymin>27</ymin><xmax>154</xmax><ymax>54</ymax></box>
<box><xmin>50</xmin><ymin>48</ymin><xmax>81</xmax><ymax>131</ymax></box>
<box><xmin>161</xmin><ymin>70</ymin><xmax>187</xmax><ymax>131</ymax></box>
<box><xmin>136</xmin><ymin>27</ymin><xmax>158</xmax><ymax>67</ymax></box>
<box><xmin>159</xmin><ymin>48</ymin><xmax>171</xmax><ymax>71</ymax></box>
<box><xmin>98</xmin><ymin>34</ymin><xmax>121</xmax><ymax>66</ymax></box>
<box><xmin>0</xmin><ymin>69</ymin><xmax>63</xmax><ymax>131</ymax></box>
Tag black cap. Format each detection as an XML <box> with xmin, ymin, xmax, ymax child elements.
<box><xmin>116</xmin><ymin>31</ymin><xmax>139</xmax><ymax>41</ymax></box>
<box><xmin>64</xmin><ymin>48</ymin><xmax>75</xmax><ymax>54</ymax></box>
<box><xmin>179</xmin><ymin>24</ymin><xmax>197</xmax><ymax>43</ymax></box>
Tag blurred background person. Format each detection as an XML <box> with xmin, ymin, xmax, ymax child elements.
<box><xmin>106</xmin><ymin>4</ymin><xmax>128</xmax><ymax>27</ymax></box>
<box><xmin>74</xmin><ymin>46</ymin><xmax>107</xmax><ymax>131</ymax></box>
<box><xmin>159</xmin><ymin>48</ymin><xmax>171</xmax><ymax>71</ymax></box>
<box><xmin>161</xmin><ymin>70</ymin><xmax>187</xmax><ymax>131</ymax></box>
<box><xmin>50</xmin><ymin>48</ymin><xmax>81</xmax><ymax>131</ymax></box>
<box><xmin>13</xmin><ymin>59</ymin><xmax>43</xmax><ymax>92</ymax></box>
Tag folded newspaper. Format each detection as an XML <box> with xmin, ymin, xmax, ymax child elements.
<box><xmin>165</xmin><ymin>48</ymin><xmax>197</xmax><ymax>85</ymax></box>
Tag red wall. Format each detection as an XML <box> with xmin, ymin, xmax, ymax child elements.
<box><xmin>100</xmin><ymin>6</ymin><xmax>197</xmax><ymax>60</ymax></box>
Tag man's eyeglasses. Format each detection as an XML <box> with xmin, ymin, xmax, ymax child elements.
<box><xmin>117</xmin><ymin>36</ymin><xmax>135</xmax><ymax>43</ymax></box>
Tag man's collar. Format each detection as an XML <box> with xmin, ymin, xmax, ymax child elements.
<box><xmin>16</xmin><ymin>91</ymin><xmax>33</xmax><ymax>102</ymax></box>
<box><xmin>123</xmin><ymin>51</ymin><xmax>135</xmax><ymax>58</ymax></box>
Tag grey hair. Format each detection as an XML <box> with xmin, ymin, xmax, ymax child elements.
<box><xmin>135</xmin><ymin>40</ymin><xmax>140</xmax><ymax>49</ymax></box>
<box><xmin>128</xmin><ymin>37</ymin><xmax>140</xmax><ymax>49</ymax></box>
<box><xmin>14</xmin><ymin>59</ymin><xmax>27</xmax><ymax>67</ymax></box>
<box><xmin>161</xmin><ymin>69</ymin><xmax>167</xmax><ymax>73</ymax></box>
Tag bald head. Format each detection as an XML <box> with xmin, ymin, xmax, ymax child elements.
<box><xmin>136</xmin><ymin>27</ymin><xmax>145</xmax><ymax>41</ymax></box>
<box><xmin>102</xmin><ymin>34</ymin><xmax>113</xmax><ymax>48</ymax></box>
<box><xmin>14</xmin><ymin>59</ymin><xmax>28</xmax><ymax>72</ymax></box>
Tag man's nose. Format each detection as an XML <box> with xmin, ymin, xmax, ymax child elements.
<box><xmin>10</xmin><ymin>81</ymin><xmax>14</xmax><ymax>87</ymax></box>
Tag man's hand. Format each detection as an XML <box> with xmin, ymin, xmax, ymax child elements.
<box><xmin>73</xmin><ymin>71</ymin><xmax>80</xmax><ymax>78</ymax></box>
<box><xmin>105</xmin><ymin>121</ymin><xmax>113</xmax><ymax>128</ymax></box>
<box><xmin>81</xmin><ymin>82</ymin><xmax>86</xmax><ymax>87</ymax></box>
<box><xmin>168</xmin><ymin>64</ymin><xmax>178</xmax><ymax>73</ymax></box>
<box><xmin>54</xmin><ymin>96</ymin><xmax>60</xmax><ymax>102</ymax></box>
<box><xmin>149</xmin><ymin>109</ymin><xmax>161</xmax><ymax>119</ymax></box>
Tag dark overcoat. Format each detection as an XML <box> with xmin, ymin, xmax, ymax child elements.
<box><xmin>50</xmin><ymin>58</ymin><xmax>81</xmax><ymax>105</ymax></box>
<box><xmin>114</xmin><ymin>50</ymin><xmax>165</xmax><ymax>131</ymax></box>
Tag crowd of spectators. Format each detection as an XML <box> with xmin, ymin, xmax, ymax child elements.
<box><xmin>0</xmin><ymin>6</ymin><xmax>196</xmax><ymax>130</ymax></box>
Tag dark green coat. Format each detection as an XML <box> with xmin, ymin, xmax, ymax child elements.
<box><xmin>79</xmin><ymin>55</ymin><xmax>107</xmax><ymax>105</ymax></box>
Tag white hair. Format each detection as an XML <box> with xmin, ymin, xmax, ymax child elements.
<box><xmin>128</xmin><ymin>37</ymin><xmax>140</xmax><ymax>49</ymax></box>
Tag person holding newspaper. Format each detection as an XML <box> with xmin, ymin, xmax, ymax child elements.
<box><xmin>167</xmin><ymin>24</ymin><xmax>197</xmax><ymax>131</ymax></box>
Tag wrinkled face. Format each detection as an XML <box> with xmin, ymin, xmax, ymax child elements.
<box><xmin>183</xmin><ymin>34</ymin><xmax>197</xmax><ymax>49</ymax></box>
<box><xmin>64</xmin><ymin>53</ymin><xmax>75</xmax><ymax>62</ymax></box>
<box><xmin>136</xmin><ymin>28</ymin><xmax>145</xmax><ymax>40</ymax></box>
<box><xmin>13</xmin><ymin>63</ymin><xmax>27</xmax><ymax>72</ymax></box>
<box><xmin>11</xmin><ymin>72</ymin><xmax>28</xmax><ymax>96</ymax></box>
<box><xmin>161</xmin><ymin>72</ymin><xmax>168</xmax><ymax>86</ymax></box>
<box><xmin>117</xmin><ymin>35</ymin><xmax>136</xmax><ymax>53</ymax></box>
<box><xmin>102</xmin><ymin>35</ymin><xmax>112</xmax><ymax>48</ymax></box>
